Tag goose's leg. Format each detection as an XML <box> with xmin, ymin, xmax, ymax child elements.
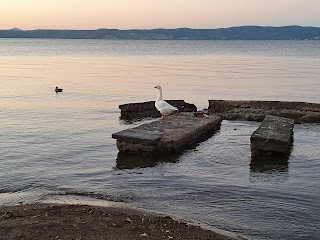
<box><xmin>161</xmin><ymin>114</ymin><xmax>166</xmax><ymax>120</ymax></box>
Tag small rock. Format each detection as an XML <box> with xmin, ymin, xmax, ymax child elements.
<box><xmin>1</xmin><ymin>211</ymin><xmax>13</xmax><ymax>219</ymax></box>
<box><xmin>125</xmin><ymin>217</ymin><xmax>132</xmax><ymax>224</ymax></box>
<box><xmin>140</xmin><ymin>233</ymin><xmax>148</xmax><ymax>237</ymax></box>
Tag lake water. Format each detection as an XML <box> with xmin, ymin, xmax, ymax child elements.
<box><xmin>0</xmin><ymin>39</ymin><xmax>320</xmax><ymax>240</ymax></box>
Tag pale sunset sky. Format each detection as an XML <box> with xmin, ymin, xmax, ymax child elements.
<box><xmin>1</xmin><ymin>0</ymin><xmax>320</xmax><ymax>30</ymax></box>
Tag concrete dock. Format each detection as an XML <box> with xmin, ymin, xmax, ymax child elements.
<box><xmin>208</xmin><ymin>100</ymin><xmax>320</xmax><ymax>123</ymax></box>
<box><xmin>119</xmin><ymin>100</ymin><xmax>197</xmax><ymax>119</ymax></box>
<box><xmin>112</xmin><ymin>113</ymin><xmax>222</xmax><ymax>156</ymax></box>
<box><xmin>250</xmin><ymin>115</ymin><xmax>294</xmax><ymax>157</ymax></box>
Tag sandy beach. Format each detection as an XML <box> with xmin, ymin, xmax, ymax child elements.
<box><xmin>0</xmin><ymin>203</ymin><xmax>244</xmax><ymax>240</ymax></box>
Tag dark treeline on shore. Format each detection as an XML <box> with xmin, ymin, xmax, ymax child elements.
<box><xmin>1</xmin><ymin>26</ymin><xmax>320</xmax><ymax>40</ymax></box>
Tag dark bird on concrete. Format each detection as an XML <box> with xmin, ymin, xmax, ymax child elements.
<box><xmin>55</xmin><ymin>86</ymin><xmax>63</xmax><ymax>93</ymax></box>
<box><xmin>194</xmin><ymin>109</ymin><xmax>209</xmax><ymax>118</ymax></box>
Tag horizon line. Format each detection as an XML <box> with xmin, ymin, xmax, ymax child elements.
<box><xmin>2</xmin><ymin>25</ymin><xmax>320</xmax><ymax>31</ymax></box>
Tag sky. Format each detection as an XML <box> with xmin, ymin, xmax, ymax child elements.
<box><xmin>1</xmin><ymin>0</ymin><xmax>320</xmax><ymax>30</ymax></box>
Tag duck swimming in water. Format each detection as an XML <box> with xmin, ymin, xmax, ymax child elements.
<box><xmin>55</xmin><ymin>86</ymin><xmax>63</xmax><ymax>93</ymax></box>
<box><xmin>154</xmin><ymin>85</ymin><xmax>178</xmax><ymax>120</ymax></box>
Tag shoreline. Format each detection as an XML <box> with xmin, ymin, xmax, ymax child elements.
<box><xmin>0</xmin><ymin>202</ymin><xmax>245</xmax><ymax>240</ymax></box>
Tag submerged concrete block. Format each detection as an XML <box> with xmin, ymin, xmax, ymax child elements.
<box><xmin>112</xmin><ymin>113</ymin><xmax>222</xmax><ymax>156</ymax></box>
<box><xmin>119</xmin><ymin>100</ymin><xmax>197</xmax><ymax>119</ymax></box>
<box><xmin>250</xmin><ymin>115</ymin><xmax>294</xmax><ymax>156</ymax></box>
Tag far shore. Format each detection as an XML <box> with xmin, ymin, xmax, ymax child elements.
<box><xmin>0</xmin><ymin>202</ymin><xmax>244</xmax><ymax>240</ymax></box>
<box><xmin>1</xmin><ymin>26</ymin><xmax>320</xmax><ymax>40</ymax></box>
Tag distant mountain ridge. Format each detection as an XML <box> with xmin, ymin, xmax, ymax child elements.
<box><xmin>1</xmin><ymin>26</ymin><xmax>320</xmax><ymax>40</ymax></box>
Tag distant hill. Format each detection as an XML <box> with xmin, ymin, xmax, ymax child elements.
<box><xmin>9</xmin><ymin>27</ymin><xmax>23</xmax><ymax>31</ymax></box>
<box><xmin>1</xmin><ymin>26</ymin><xmax>320</xmax><ymax>40</ymax></box>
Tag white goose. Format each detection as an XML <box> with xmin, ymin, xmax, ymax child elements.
<box><xmin>154</xmin><ymin>85</ymin><xmax>178</xmax><ymax>120</ymax></box>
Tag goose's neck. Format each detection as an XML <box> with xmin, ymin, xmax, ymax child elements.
<box><xmin>157</xmin><ymin>88</ymin><xmax>163</xmax><ymax>101</ymax></box>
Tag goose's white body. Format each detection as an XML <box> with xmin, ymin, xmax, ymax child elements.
<box><xmin>154</xmin><ymin>85</ymin><xmax>178</xmax><ymax>119</ymax></box>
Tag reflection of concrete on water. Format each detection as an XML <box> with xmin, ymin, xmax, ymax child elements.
<box><xmin>115</xmin><ymin>152</ymin><xmax>181</xmax><ymax>170</ymax></box>
<box><xmin>249</xmin><ymin>154</ymin><xmax>289</xmax><ymax>183</ymax></box>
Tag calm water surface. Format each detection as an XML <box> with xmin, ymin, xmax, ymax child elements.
<box><xmin>0</xmin><ymin>39</ymin><xmax>320</xmax><ymax>240</ymax></box>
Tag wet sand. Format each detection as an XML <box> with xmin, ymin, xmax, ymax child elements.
<box><xmin>0</xmin><ymin>203</ymin><xmax>244</xmax><ymax>240</ymax></box>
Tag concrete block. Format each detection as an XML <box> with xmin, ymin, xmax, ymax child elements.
<box><xmin>112</xmin><ymin>113</ymin><xmax>222</xmax><ymax>156</ymax></box>
<box><xmin>250</xmin><ymin>115</ymin><xmax>294</xmax><ymax>156</ymax></box>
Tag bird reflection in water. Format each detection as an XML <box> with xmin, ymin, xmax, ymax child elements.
<box><xmin>115</xmin><ymin>152</ymin><xmax>181</xmax><ymax>170</ymax></box>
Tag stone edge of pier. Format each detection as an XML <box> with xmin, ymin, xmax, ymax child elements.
<box><xmin>208</xmin><ymin>100</ymin><xmax>320</xmax><ymax>123</ymax></box>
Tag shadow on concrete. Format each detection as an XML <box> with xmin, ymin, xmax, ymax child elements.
<box><xmin>118</xmin><ymin>116</ymin><xmax>155</xmax><ymax>125</ymax></box>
